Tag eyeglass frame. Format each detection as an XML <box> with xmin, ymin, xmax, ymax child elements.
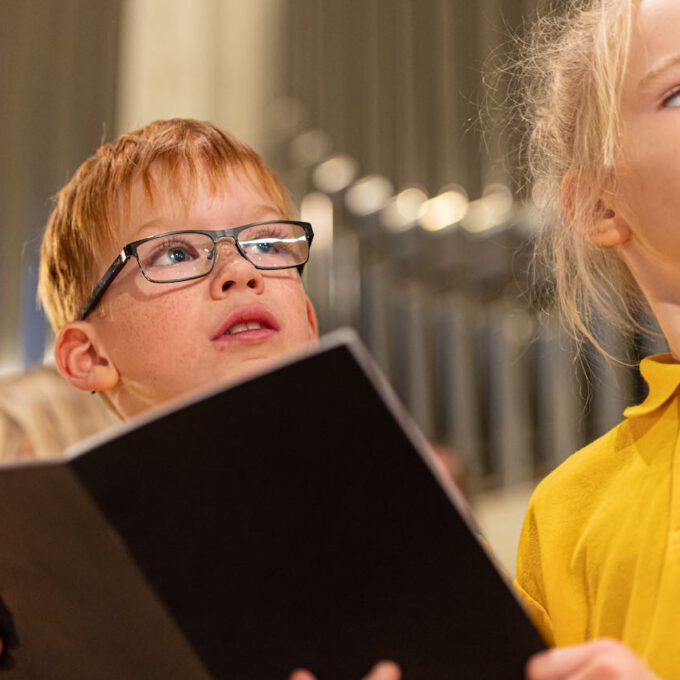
<box><xmin>78</xmin><ymin>219</ymin><xmax>314</xmax><ymax>321</ymax></box>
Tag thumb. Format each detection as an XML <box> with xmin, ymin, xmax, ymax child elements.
<box><xmin>289</xmin><ymin>670</ymin><xmax>316</xmax><ymax>680</ymax></box>
<box><xmin>363</xmin><ymin>661</ymin><xmax>401</xmax><ymax>680</ymax></box>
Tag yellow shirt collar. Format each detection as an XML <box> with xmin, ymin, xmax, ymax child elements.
<box><xmin>624</xmin><ymin>353</ymin><xmax>680</xmax><ymax>418</ymax></box>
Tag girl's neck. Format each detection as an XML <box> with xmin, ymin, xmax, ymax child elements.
<box><xmin>617</xmin><ymin>244</ymin><xmax>680</xmax><ymax>362</ymax></box>
<box><xmin>648</xmin><ymin>301</ymin><xmax>680</xmax><ymax>362</ymax></box>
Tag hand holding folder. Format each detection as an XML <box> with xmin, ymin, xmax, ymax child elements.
<box><xmin>291</xmin><ymin>660</ymin><xmax>401</xmax><ymax>680</ymax></box>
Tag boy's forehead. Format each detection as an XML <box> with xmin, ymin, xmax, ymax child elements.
<box><xmin>112</xmin><ymin>163</ymin><xmax>277</xmax><ymax>243</ymax></box>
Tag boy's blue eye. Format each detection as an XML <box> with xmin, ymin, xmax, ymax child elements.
<box><xmin>237</xmin><ymin>223</ymin><xmax>308</xmax><ymax>266</ymax></box>
<box><xmin>254</xmin><ymin>241</ymin><xmax>279</xmax><ymax>254</ymax></box>
<box><xmin>143</xmin><ymin>238</ymin><xmax>203</xmax><ymax>268</ymax></box>
<box><xmin>167</xmin><ymin>247</ymin><xmax>191</xmax><ymax>263</ymax></box>
<box><xmin>154</xmin><ymin>245</ymin><xmax>198</xmax><ymax>266</ymax></box>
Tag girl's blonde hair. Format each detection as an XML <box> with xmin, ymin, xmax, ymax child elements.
<box><xmin>517</xmin><ymin>0</ymin><xmax>645</xmax><ymax>357</ymax></box>
<box><xmin>0</xmin><ymin>365</ymin><xmax>118</xmax><ymax>462</ymax></box>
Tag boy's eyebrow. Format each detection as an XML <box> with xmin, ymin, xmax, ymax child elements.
<box><xmin>131</xmin><ymin>205</ymin><xmax>283</xmax><ymax>238</ymax></box>
<box><xmin>638</xmin><ymin>52</ymin><xmax>680</xmax><ymax>92</ymax></box>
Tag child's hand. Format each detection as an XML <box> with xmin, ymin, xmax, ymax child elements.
<box><xmin>527</xmin><ymin>640</ymin><xmax>659</xmax><ymax>679</ymax></box>
<box><xmin>289</xmin><ymin>660</ymin><xmax>401</xmax><ymax>680</ymax></box>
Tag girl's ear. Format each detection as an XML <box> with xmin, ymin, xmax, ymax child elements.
<box><xmin>588</xmin><ymin>200</ymin><xmax>632</xmax><ymax>248</ymax></box>
<box><xmin>54</xmin><ymin>322</ymin><xmax>119</xmax><ymax>393</ymax></box>
<box><xmin>561</xmin><ymin>173</ymin><xmax>631</xmax><ymax>248</ymax></box>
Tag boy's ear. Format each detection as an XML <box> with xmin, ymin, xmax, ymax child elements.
<box><xmin>561</xmin><ymin>173</ymin><xmax>631</xmax><ymax>248</ymax></box>
<box><xmin>305</xmin><ymin>296</ymin><xmax>319</xmax><ymax>339</ymax></box>
<box><xmin>54</xmin><ymin>322</ymin><xmax>120</xmax><ymax>392</ymax></box>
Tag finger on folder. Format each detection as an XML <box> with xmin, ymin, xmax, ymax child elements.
<box><xmin>526</xmin><ymin>640</ymin><xmax>659</xmax><ymax>679</ymax></box>
<box><xmin>289</xmin><ymin>660</ymin><xmax>401</xmax><ymax>680</ymax></box>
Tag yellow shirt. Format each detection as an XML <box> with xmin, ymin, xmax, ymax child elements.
<box><xmin>515</xmin><ymin>354</ymin><xmax>680</xmax><ymax>679</ymax></box>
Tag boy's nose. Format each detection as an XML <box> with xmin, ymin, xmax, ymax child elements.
<box><xmin>210</xmin><ymin>240</ymin><xmax>264</xmax><ymax>296</ymax></box>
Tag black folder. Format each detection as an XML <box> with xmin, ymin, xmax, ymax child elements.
<box><xmin>0</xmin><ymin>330</ymin><xmax>545</xmax><ymax>679</ymax></box>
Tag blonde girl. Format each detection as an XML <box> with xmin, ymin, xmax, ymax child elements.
<box><xmin>298</xmin><ymin>1</ymin><xmax>677</xmax><ymax>678</ymax></box>
<box><xmin>0</xmin><ymin>365</ymin><xmax>116</xmax><ymax>462</ymax></box>
<box><xmin>514</xmin><ymin>0</ymin><xmax>680</xmax><ymax>677</ymax></box>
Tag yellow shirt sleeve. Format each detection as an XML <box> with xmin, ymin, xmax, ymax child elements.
<box><xmin>515</xmin><ymin>497</ymin><xmax>555</xmax><ymax>646</ymax></box>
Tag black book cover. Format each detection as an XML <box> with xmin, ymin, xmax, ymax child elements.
<box><xmin>0</xmin><ymin>330</ymin><xmax>545</xmax><ymax>679</ymax></box>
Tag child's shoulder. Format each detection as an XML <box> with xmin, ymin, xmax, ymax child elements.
<box><xmin>529</xmin><ymin>419</ymin><xmax>638</xmax><ymax>518</ymax></box>
<box><xmin>534</xmin><ymin>353</ymin><xmax>680</xmax><ymax>512</ymax></box>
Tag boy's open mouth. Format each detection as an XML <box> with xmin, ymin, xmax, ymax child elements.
<box><xmin>211</xmin><ymin>306</ymin><xmax>279</xmax><ymax>341</ymax></box>
<box><xmin>226</xmin><ymin>322</ymin><xmax>266</xmax><ymax>336</ymax></box>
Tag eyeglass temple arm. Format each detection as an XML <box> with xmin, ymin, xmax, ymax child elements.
<box><xmin>296</xmin><ymin>226</ymin><xmax>314</xmax><ymax>275</ymax></box>
<box><xmin>78</xmin><ymin>252</ymin><xmax>128</xmax><ymax>320</ymax></box>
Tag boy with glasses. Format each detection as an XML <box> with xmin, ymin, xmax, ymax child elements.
<box><xmin>35</xmin><ymin>118</ymin><xmax>399</xmax><ymax>680</ymax></box>
<box><xmin>39</xmin><ymin>118</ymin><xmax>319</xmax><ymax>419</ymax></box>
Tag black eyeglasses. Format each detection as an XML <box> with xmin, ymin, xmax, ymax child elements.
<box><xmin>79</xmin><ymin>220</ymin><xmax>314</xmax><ymax>320</ymax></box>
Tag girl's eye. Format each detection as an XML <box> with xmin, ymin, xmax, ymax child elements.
<box><xmin>662</xmin><ymin>88</ymin><xmax>680</xmax><ymax>108</ymax></box>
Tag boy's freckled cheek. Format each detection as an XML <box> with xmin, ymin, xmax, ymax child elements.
<box><xmin>139</xmin><ymin>303</ymin><xmax>193</xmax><ymax>337</ymax></box>
<box><xmin>108</xmin><ymin>296</ymin><xmax>197</xmax><ymax>355</ymax></box>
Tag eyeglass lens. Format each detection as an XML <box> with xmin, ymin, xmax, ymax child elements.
<box><xmin>136</xmin><ymin>222</ymin><xmax>309</xmax><ymax>282</ymax></box>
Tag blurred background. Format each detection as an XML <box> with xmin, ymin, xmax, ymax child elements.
<box><xmin>0</xmin><ymin>0</ymin><xmax>664</xmax><ymax>570</ymax></box>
